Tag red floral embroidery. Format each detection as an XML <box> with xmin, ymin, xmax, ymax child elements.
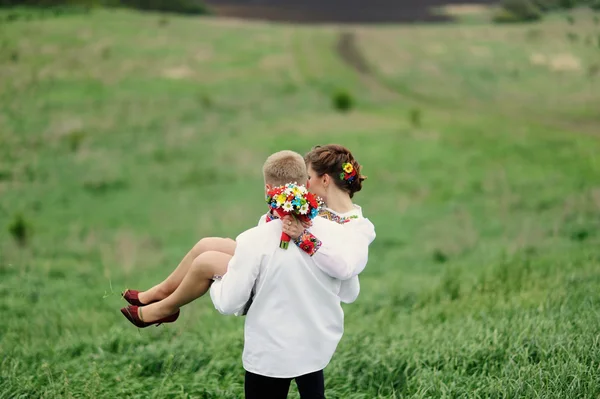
<box><xmin>300</xmin><ymin>241</ymin><xmax>314</xmax><ymax>253</ymax></box>
<box><xmin>294</xmin><ymin>230</ymin><xmax>322</xmax><ymax>256</ymax></box>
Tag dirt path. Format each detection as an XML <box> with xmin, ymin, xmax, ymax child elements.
<box><xmin>334</xmin><ymin>30</ymin><xmax>400</xmax><ymax>101</ymax></box>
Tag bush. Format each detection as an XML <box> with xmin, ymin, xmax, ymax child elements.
<box><xmin>0</xmin><ymin>2</ymin><xmax>95</xmax><ymax>22</ymax></box>
<box><xmin>530</xmin><ymin>0</ymin><xmax>560</xmax><ymax>10</ymax></box>
<box><xmin>559</xmin><ymin>0</ymin><xmax>577</xmax><ymax>8</ymax></box>
<box><xmin>63</xmin><ymin>129</ymin><xmax>86</xmax><ymax>152</ymax></box>
<box><xmin>117</xmin><ymin>0</ymin><xmax>208</xmax><ymax>15</ymax></box>
<box><xmin>0</xmin><ymin>0</ymin><xmax>98</xmax><ymax>6</ymax></box>
<box><xmin>8</xmin><ymin>213</ymin><xmax>31</xmax><ymax>247</ymax></box>
<box><xmin>493</xmin><ymin>8</ymin><xmax>525</xmax><ymax>23</ymax></box>
<box><xmin>0</xmin><ymin>0</ymin><xmax>209</xmax><ymax>15</ymax></box>
<box><xmin>332</xmin><ymin>90</ymin><xmax>354</xmax><ymax>112</ymax></box>
<box><xmin>494</xmin><ymin>0</ymin><xmax>543</xmax><ymax>23</ymax></box>
<box><xmin>409</xmin><ymin>108</ymin><xmax>422</xmax><ymax>128</ymax></box>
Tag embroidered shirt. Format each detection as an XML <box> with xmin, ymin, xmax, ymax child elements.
<box><xmin>258</xmin><ymin>205</ymin><xmax>376</xmax><ymax>303</ymax></box>
<box><xmin>210</xmin><ymin>219</ymin><xmax>359</xmax><ymax>378</ymax></box>
<box><xmin>260</xmin><ymin>205</ymin><xmax>375</xmax><ymax>280</ymax></box>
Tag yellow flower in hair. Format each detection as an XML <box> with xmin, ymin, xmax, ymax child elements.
<box><xmin>343</xmin><ymin>163</ymin><xmax>354</xmax><ymax>174</ymax></box>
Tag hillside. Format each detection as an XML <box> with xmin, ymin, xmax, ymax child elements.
<box><xmin>1</xmin><ymin>8</ymin><xmax>600</xmax><ymax>398</ymax></box>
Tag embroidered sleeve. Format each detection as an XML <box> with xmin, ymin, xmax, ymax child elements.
<box><xmin>293</xmin><ymin>230</ymin><xmax>322</xmax><ymax>256</ymax></box>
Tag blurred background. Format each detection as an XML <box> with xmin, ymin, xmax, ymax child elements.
<box><xmin>1</xmin><ymin>1</ymin><xmax>600</xmax><ymax>398</ymax></box>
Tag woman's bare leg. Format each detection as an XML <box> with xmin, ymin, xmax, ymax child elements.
<box><xmin>139</xmin><ymin>251</ymin><xmax>232</xmax><ymax>322</ymax></box>
<box><xmin>137</xmin><ymin>238</ymin><xmax>235</xmax><ymax>305</ymax></box>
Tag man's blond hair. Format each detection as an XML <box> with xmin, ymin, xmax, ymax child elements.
<box><xmin>262</xmin><ymin>150</ymin><xmax>308</xmax><ymax>187</ymax></box>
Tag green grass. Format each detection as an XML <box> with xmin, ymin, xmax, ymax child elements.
<box><xmin>1</xmin><ymin>8</ymin><xmax>600</xmax><ymax>398</ymax></box>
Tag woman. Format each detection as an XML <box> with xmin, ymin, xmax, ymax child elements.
<box><xmin>121</xmin><ymin>144</ymin><xmax>375</xmax><ymax>327</ymax></box>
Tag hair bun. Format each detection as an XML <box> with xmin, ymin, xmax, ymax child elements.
<box><xmin>304</xmin><ymin>144</ymin><xmax>366</xmax><ymax>198</ymax></box>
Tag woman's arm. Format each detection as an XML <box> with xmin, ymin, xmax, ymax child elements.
<box><xmin>286</xmin><ymin>217</ymin><xmax>376</xmax><ymax>280</ymax></box>
<box><xmin>339</xmin><ymin>276</ymin><xmax>360</xmax><ymax>304</ymax></box>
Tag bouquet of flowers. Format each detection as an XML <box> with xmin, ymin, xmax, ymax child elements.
<box><xmin>265</xmin><ymin>183</ymin><xmax>322</xmax><ymax>249</ymax></box>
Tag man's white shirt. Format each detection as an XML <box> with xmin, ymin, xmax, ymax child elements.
<box><xmin>210</xmin><ymin>208</ymin><xmax>376</xmax><ymax>378</ymax></box>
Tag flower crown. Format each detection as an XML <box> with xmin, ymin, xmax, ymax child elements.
<box><xmin>340</xmin><ymin>162</ymin><xmax>358</xmax><ymax>183</ymax></box>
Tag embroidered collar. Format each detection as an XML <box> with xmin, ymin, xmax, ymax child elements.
<box><xmin>318</xmin><ymin>208</ymin><xmax>359</xmax><ymax>224</ymax></box>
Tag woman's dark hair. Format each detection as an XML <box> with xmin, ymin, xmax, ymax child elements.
<box><xmin>304</xmin><ymin>144</ymin><xmax>366</xmax><ymax>198</ymax></box>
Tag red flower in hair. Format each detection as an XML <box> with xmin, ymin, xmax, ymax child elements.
<box><xmin>340</xmin><ymin>163</ymin><xmax>358</xmax><ymax>182</ymax></box>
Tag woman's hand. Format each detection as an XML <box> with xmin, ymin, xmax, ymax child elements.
<box><xmin>300</xmin><ymin>218</ymin><xmax>312</xmax><ymax>229</ymax></box>
<box><xmin>282</xmin><ymin>215</ymin><xmax>307</xmax><ymax>240</ymax></box>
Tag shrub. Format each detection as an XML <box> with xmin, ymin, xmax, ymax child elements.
<box><xmin>8</xmin><ymin>213</ymin><xmax>31</xmax><ymax>247</ymax></box>
<box><xmin>530</xmin><ymin>0</ymin><xmax>560</xmax><ymax>10</ymax></box>
<box><xmin>409</xmin><ymin>108</ymin><xmax>422</xmax><ymax>128</ymax></box>
<box><xmin>332</xmin><ymin>90</ymin><xmax>354</xmax><ymax>112</ymax></box>
<box><xmin>0</xmin><ymin>2</ymin><xmax>93</xmax><ymax>22</ymax></box>
<box><xmin>0</xmin><ymin>0</ymin><xmax>98</xmax><ymax>7</ymax></box>
<box><xmin>116</xmin><ymin>0</ymin><xmax>208</xmax><ymax>15</ymax></box>
<box><xmin>493</xmin><ymin>8</ymin><xmax>524</xmax><ymax>23</ymax></box>
<box><xmin>64</xmin><ymin>130</ymin><xmax>86</xmax><ymax>152</ymax></box>
<box><xmin>198</xmin><ymin>93</ymin><xmax>212</xmax><ymax>108</ymax></box>
<box><xmin>0</xmin><ymin>0</ymin><xmax>209</xmax><ymax>15</ymax></box>
<box><xmin>494</xmin><ymin>0</ymin><xmax>543</xmax><ymax>23</ymax></box>
<box><xmin>559</xmin><ymin>0</ymin><xmax>577</xmax><ymax>8</ymax></box>
<box><xmin>0</xmin><ymin>170</ymin><xmax>11</xmax><ymax>181</ymax></box>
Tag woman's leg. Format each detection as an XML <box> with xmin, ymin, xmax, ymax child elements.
<box><xmin>137</xmin><ymin>238</ymin><xmax>236</xmax><ymax>305</ymax></box>
<box><xmin>138</xmin><ymin>251</ymin><xmax>232</xmax><ymax>322</ymax></box>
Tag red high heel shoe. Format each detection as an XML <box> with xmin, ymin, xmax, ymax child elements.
<box><xmin>122</xmin><ymin>289</ymin><xmax>157</xmax><ymax>306</ymax></box>
<box><xmin>120</xmin><ymin>305</ymin><xmax>179</xmax><ymax>328</ymax></box>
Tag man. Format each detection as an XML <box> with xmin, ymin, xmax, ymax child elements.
<box><xmin>210</xmin><ymin>150</ymin><xmax>372</xmax><ymax>398</ymax></box>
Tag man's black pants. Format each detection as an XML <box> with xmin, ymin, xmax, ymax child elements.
<box><xmin>245</xmin><ymin>369</ymin><xmax>325</xmax><ymax>399</ymax></box>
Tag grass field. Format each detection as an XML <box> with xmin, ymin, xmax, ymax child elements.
<box><xmin>1</xmin><ymin>7</ymin><xmax>600</xmax><ymax>398</ymax></box>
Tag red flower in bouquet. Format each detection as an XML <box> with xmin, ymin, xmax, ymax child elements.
<box><xmin>265</xmin><ymin>183</ymin><xmax>322</xmax><ymax>249</ymax></box>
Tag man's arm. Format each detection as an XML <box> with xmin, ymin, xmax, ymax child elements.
<box><xmin>209</xmin><ymin>231</ymin><xmax>262</xmax><ymax>315</ymax></box>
